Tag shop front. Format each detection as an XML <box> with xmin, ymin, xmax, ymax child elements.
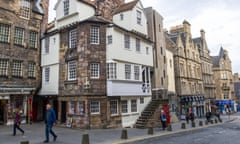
<box><xmin>215</xmin><ymin>100</ymin><xmax>235</xmax><ymax>113</ymax></box>
<box><xmin>180</xmin><ymin>95</ymin><xmax>205</xmax><ymax>119</ymax></box>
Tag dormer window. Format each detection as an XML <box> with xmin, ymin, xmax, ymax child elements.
<box><xmin>20</xmin><ymin>0</ymin><xmax>30</xmax><ymax>19</ymax></box>
<box><xmin>136</xmin><ymin>10</ymin><xmax>142</xmax><ymax>25</ymax></box>
<box><xmin>63</xmin><ymin>0</ymin><xmax>69</xmax><ymax>16</ymax></box>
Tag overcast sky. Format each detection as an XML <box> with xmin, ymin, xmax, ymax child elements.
<box><xmin>49</xmin><ymin>0</ymin><xmax>240</xmax><ymax>73</ymax></box>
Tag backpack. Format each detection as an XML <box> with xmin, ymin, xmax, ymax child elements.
<box><xmin>161</xmin><ymin>113</ymin><xmax>167</xmax><ymax>121</ymax></box>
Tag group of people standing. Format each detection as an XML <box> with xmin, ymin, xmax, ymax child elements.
<box><xmin>12</xmin><ymin>104</ymin><xmax>58</xmax><ymax>143</ymax></box>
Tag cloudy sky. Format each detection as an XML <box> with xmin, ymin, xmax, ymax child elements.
<box><xmin>49</xmin><ymin>0</ymin><xmax>240</xmax><ymax>73</ymax></box>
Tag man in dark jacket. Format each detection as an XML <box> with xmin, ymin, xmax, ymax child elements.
<box><xmin>44</xmin><ymin>104</ymin><xmax>57</xmax><ymax>143</ymax></box>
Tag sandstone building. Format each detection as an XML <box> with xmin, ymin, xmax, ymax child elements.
<box><xmin>0</xmin><ymin>0</ymin><xmax>48</xmax><ymax>124</ymax></box>
<box><xmin>167</xmin><ymin>20</ymin><xmax>205</xmax><ymax>118</ymax></box>
<box><xmin>193</xmin><ymin>30</ymin><xmax>215</xmax><ymax>112</ymax></box>
<box><xmin>212</xmin><ymin>47</ymin><xmax>235</xmax><ymax>112</ymax></box>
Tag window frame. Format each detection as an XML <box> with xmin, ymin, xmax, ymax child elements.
<box><xmin>107</xmin><ymin>62</ymin><xmax>117</xmax><ymax>80</ymax></box>
<box><xmin>107</xmin><ymin>35</ymin><xmax>112</xmax><ymax>44</ymax></box>
<box><xmin>69</xmin><ymin>29</ymin><xmax>77</xmax><ymax>49</ymax></box>
<box><xmin>12</xmin><ymin>60</ymin><xmax>23</xmax><ymax>77</ymax></box>
<box><xmin>63</xmin><ymin>0</ymin><xmax>70</xmax><ymax>16</ymax></box>
<box><xmin>14</xmin><ymin>27</ymin><xmax>25</xmax><ymax>46</ymax></box>
<box><xmin>136</xmin><ymin>10</ymin><xmax>142</xmax><ymax>25</ymax></box>
<box><xmin>131</xmin><ymin>99</ymin><xmax>137</xmax><ymax>113</ymax></box>
<box><xmin>0</xmin><ymin>23</ymin><xmax>10</xmax><ymax>43</ymax></box>
<box><xmin>28</xmin><ymin>62</ymin><xmax>36</xmax><ymax>78</ymax></box>
<box><xmin>44</xmin><ymin>67</ymin><xmax>50</xmax><ymax>82</ymax></box>
<box><xmin>125</xmin><ymin>64</ymin><xmax>131</xmax><ymax>80</ymax></box>
<box><xmin>45</xmin><ymin>37</ymin><xmax>50</xmax><ymax>53</ymax></box>
<box><xmin>90</xmin><ymin>63</ymin><xmax>100</xmax><ymax>79</ymax></box>
<box><xmin>121</xmin><ymin>100</ymin><xmax>128</xmax><ymax>114</ymax></box>
<box><xmin>136</xmin><ymin>38</ymin><xmax>141</xmax><ymax>52</ymax></box>
<box><xmin>110</xmin><ymin>100</ymin><xmax>118</xmax><ymax>116</ymax></box>
<box><xmin>0</xmin><ymin>59</ymin><xmax>8</xmax><ymax>76</ymax></box>
<box><xmin>29</xmin><ymin>31</ymin><xmax>38</xmax><ymax>48</ymax></box>
<box><xmin>124</xmin><ymin>34</ymin><xmax>130</xmax><ymax>49</ymax></box>
<box><xmin>90</xmin><ymin>100</ymin><xmax>100</xmax><ymax>115</ymax></box>
<box><xmin>90</xmin><ymin>26</ymin><xmax>100</xmax><ymax>45</ymax></box>
<box><xmin>67</xmin><ymin>60</ymin><xmax>77</xmax><ymax>81</ymax></box>
<box><xmin>134</xmin><ymin>65</ymin><xmax>140</xmax><ymax>80</ymax></box>
<box><xmin>20</xmin><ymin>0</ymin><xmax>31</xmax><ymax>19</ymax></box>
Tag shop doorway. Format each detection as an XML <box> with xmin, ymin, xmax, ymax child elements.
<box><xmin>61</xmin><ymin>102</ymin><xmax>66</xmax><ymax>123</ymax></box>
<box><xmin>0</xmin><ymin>100</ymin><xmax>7</xmax><ymax>124</ymax></box>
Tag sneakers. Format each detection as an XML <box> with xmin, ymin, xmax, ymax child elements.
<box><xmin>53</xmin><ymin>135</ymin><xmax>57</xmax><ymax>141</ymax></box>
<box><xmin>43</xmin><ymin>140</ymin><xmax>49</xmax><ymax>143</ymax></box>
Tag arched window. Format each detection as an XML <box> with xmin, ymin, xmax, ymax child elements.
<box><xmin>20</xmin><ymin>0</ymin><xmax>30</xmax><ymax>19</ymax></box>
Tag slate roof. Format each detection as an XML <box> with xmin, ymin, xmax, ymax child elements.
<box><xmin>212</xmin><ymin>47</ymin><xmax>224</xmax><ymax>67</ymax></box>
<box><xmin>32</xmin><ymin>0</ymin><xmax>44</xmax><ymax>15</ymax></box>
<box><xmin>113</xmin><ymin>0</ymin><xmax>139</xmax><ymax>14</ymax></box>
<box><xmin>167</xmin><ymin>32</ymin><xmax>186</xmax><ymax>47</ymax></box>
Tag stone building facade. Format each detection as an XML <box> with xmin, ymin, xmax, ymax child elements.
<box><xmin>144</xmin><ymin>7</ymin><xmax>168</xmax><ymax>96</ymax></box>
<box><xmin>193</xmin><ymin>30</ymin><xmax>215</xmax><ymax>112</ymax></box>
<box><xmin>212</xmin><ymin>47</ymin><xmax>235</xmax><ymax>112</ymax></box>
<box><xmin>0</xmin><ymin>0</ymin><xmax>48</xmax><ymax>124</ymax></box>
<box><xmin>167</xmin><ymin>20</ymin><xmax>205</xmax><ymax>118</ymax></box>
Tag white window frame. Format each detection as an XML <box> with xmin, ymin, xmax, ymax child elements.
<box><xmin>140</xmin><ymin>97</ymin><xmax>144</xmax><ymax>104</ymax></box>
<box><xmin>12</xmin><ymin>60</ymin><xmax>23</xmax><ymax>77</ymax></box>
<box><xmin>134</xmin><ymin>65</ymin><xmax>140</xmax><ymax>80</ymax></box>
<box><xmin>90</xmin><ymin>100</ymin><xmax>100</xmax><ymax>114</ymax></box>
<box><xmin>121</xmin><ymin>100</ymin><xmax>128</xmax><ymax>114</ymax></box>
<box><xmin>107</xmin><ymin>35</ymin><xmax>112</xmax><ymax>44</ymax></box>
<box><xmin>45</xmin><ymin>37</ymin><xmax>49</xmax><ymax>53</ymax></box>
<box><xmin>44</xmin><ymin>67</ymin><xmax>50</xmax><ymax>82</ymax></box>
<box><xmin>14</xmin><ymin>27</ymin><xmax>24</xmax><ymax>46</ymax></box>
<box><xmin>107</xmin><ymin>62</ymin><xmax>117</xmax><ymax>79</ymax></box>
<box><xmin>29</xmin><ymin>31</ymin><xmax>38</xmax><ymax>48</ymax></box>
<box><xmin>110</xmin><ymin>100</ymin><xmax>118</xmax><ymax>116</ymax></box>
<box><xmin>90</xmin><ymin>63</ymin><xmax>100</xmax><ymax>79</ymax></box>
<box><xmin>69</xmin><ymin>29</ymin><xmax>77</xmax><ymax>48</ymax></box>
<box><xmin>0</xmin><ymin>59</ymin><xmax>8</xmax><ymax>76</ymax></box>
<box><xmin>28</xmin><ymin>62</ymin><xmax>36</xmax><ymax>78</ymax></box>
<box><xmin>136</xmin><ymin>38</ymin><xmax>141</xmax><ymax>52</ymax></box>
<box><xmin>136</xmin><ymin>10</ymin><xmax>142</xmax><ymax>25</ymax></box>
<box><xmin>20</xmin><ymin>0</ymin><xmax>30</xmax><ymax>19</ymax></box>
<box><xmin>0</xmin><ymin>23</ymin><xmax>10</xmax><ymax>43</ymax></box>
<box><xmin>120</xmin><ymin>13</ymin><xmax>124</xmax><ymax>20</ymax></box>
<box><xmin>90</xmin><ymin>26</ymin><xmax>100</xmax><ymax>45</ymax></box>
<box><xmin>68</xmin><ymin>60</ymin><xmax>77</xmax><ymax>81</ymax></box>
<box><xmin>131</xmin><ymin>99</ymin><xmax>137</xmax><ymax>113</ymax></box>
<box><xmin>63</xmin><ymin>0</ymin><xmax>69</xmax><ymax>16</ymax></box>
<box><xmin>125</xmin><ymin>64</ymin><xmax>131</xmax><ymax>80</ymax></box>
<box><xmin>124</xmin><ymin>34</ymin><xmax>130</xmax><ymax>49</ymax></box>
<box><xmin>146</xmin><ymin>47</ymin><xmax>149</xmax><ymax>54</ymax></box>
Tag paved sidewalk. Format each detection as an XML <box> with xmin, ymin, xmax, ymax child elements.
<box><xmin>0</xmin><ymin>114</ymin><xmax>238</xmax><ymax>144</ymax></box>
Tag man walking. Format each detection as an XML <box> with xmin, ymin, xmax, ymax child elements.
<box><xmin>44</xmin><ymin>104</ymin><xmax>57</xmax><ymax>143</ymax></box>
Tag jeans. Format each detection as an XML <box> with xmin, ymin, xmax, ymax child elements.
<box><xmin>45</xmin><ymin>124</ymin><xmax>57</xmax><ymax>141</ymax></box>
<box><xmin>13</xmin><ymin>123</ymin><xmax>24</xmax><ymax>135</ymax></box>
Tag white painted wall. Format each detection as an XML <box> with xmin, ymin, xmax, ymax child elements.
<box><xmin>55</xmin><ymin>0</ymin><xmax>95</xmax><ymax>28</ymax></box>
<box><xmin>113</xmin><ymin>1</ymin><xmax>148</xmax><ymax>35</ymax></box>
<box><xmin>166</xmin><ymin>49</ymin><xmax>176</xmax><ymax>93</ymax></box>
<box><xmin>121</xmin><ymin>96</ymin><xmax>151</xmax><ymax>127</ymax></box>
<box><xmin>39</xmin><ymin>65</ymin><xmax>59</xmax><ymax>95</ymax></box>
<box><xmin>106</xmin><ymin>27</ymin><xmax>153</xmax><ymax>66</ymax></box>
<box><xmin>39</xmin><ymin>33</ymin><xmax>60</xmax><ymax>95</ymax></box>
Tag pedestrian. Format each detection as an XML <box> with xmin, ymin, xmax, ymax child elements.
<box><xmin>160</xmin><ymin>109</ymin><xmax>167</xmax><ymax>130</ymax></box>
<box><xmin>189</xmin><ymin>109</ymin><xmax>194</xmax><ymax>122</ymax></box>
<box><xmin>13</xmin><ymin>109</ymin><xmax>24</xmax><ymax>136</ymax></box>
<box><xmin>43</xmin><ymin>104</ymin><xmax>57</xmax><ymax>143</ymax></box>
<box><xmin>185</xmin><ymin>111</ymin><xmax>189</xmax><ymax>124</ymax></box>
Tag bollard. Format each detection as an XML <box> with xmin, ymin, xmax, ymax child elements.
<box><xmin>167</xmin><ymin>124</ymin><xmax>172</xmax><ymax>131</ymax></box>
<box><xmin>181</xmin><ymin>123</ymin><xmax>186</xmax><ymax>129</ymax></box>
<box><xmin>121</xmin><ymin>129</ymin><xmax>128</xmax><ymax>139</ymax></box>
<box><xmin>205</xmin><ymin>120</ymin><xmax>208</xmax><ymax>125</ymax></box>
<box><xmin>147</xmin><ymin>127</ymin><xmax>154</xmax><ymax>135</ymax></box>
<box><xmin>20</xmin><ymin>141</ymin><xmax>29</xmax><ymax>144</ymax></box>
<box><xmin>191</xmin><ymin>121</ymin><xmax>196</xmax><ymax>128</ymax></box>
<box><xmin>219</xmin><ymin>118</ymin><xmax>222</xmax><ymax>123</ymax></box>
<box><xmin>210</xmin><ymin>120</ymin><xmax>214</xmax><ymax>124</ymax></box>
<box><xmin>215</xmin><ymin>119</ymin><xmax>218</xmax><ymax>124</ymax></box>
<box><xmin>81</xmin><ymin>134</ymin><xmax>89</xmax><ymax>144</ymax></box>
<box><xmin>199</xmin><ymin>121</ymin><xmax>203</xmax><ymax>127</ymax></box>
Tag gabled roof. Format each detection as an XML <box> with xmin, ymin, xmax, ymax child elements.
<box><xmin>167</xmin><ymin>32</ymin><xmax>186</xmax><ymax>48</ymax></box>
<box><xmin>54</xmin><ymin>0</ymin><xmax>96</xmax><ymax>10</ymax></box>
<box><xmin>113</xmin><ymin>0</ymin><xmax>139</xmax><ymax>14</ymax></box>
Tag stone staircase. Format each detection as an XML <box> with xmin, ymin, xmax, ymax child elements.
<box><xmin>135</xmin><ymin>99</ymin><xmax>161</xmax><ymax>129</ymax></box>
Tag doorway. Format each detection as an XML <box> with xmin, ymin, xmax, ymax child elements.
<box><xmin>61</xmin><ymin>101</ymin><xmax>66</xmax><ymax>123</ymax></box>
<box><xmin>0</xmin><ymin>100</ymin><xmax>7</xmax><ymax>124</ymax></box>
